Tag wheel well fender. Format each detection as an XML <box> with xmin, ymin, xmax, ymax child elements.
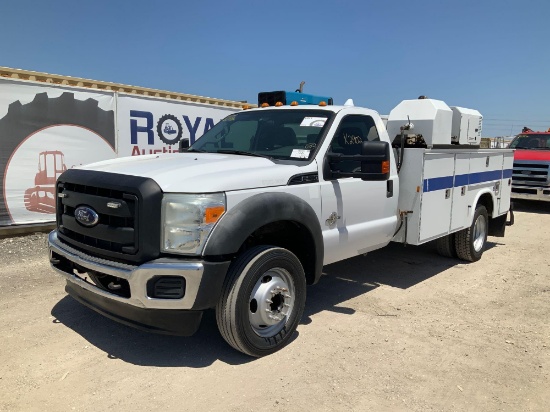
<box><xmin>472</xmin><ymin>189</ymin><xmax>496</xmax><ymax>220</ymax></box>
<box><xmin>203</xmin><ymin>192</ymin><xmax>323</xmax><ymax>284</ymax></box>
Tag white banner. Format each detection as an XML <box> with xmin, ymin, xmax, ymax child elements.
<box><xmin>116</xmin><ymin>94</ymin><xmax>238</xmax><ymax>157</ymax></box>
<box><xmin>0</xmin><ymin>79</ymin><xmax>116</xmax><ymax>225</ymax></box>
<box><xmin>0</xmin><ymin>78</ymin><xmax>242</xmax><ymax>226</ymax></box>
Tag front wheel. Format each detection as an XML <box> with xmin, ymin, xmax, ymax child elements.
<box><xmin>216</xmin><ymin>245</ymin><xmax>306</xmax><ymax>357</ymax></box>
<box><xmin>455</xmin><ymin>205</ymin><xmax>488</xmax><ymax>262</ymax></box>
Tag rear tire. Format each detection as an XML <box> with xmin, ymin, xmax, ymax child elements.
<box><xmin>455</xmin><ymin>205</ymin><xmax>488</xmax><ymax>262</ymax></box>
<box><xmin>216</xmin><ymin>245</ymin><xmax>306</xmax><ymax>357</ymax></box>
<box><xmin>436</xmin><ymin>233</ymin><xmax>457</xmax><ymax>258</ymax></box>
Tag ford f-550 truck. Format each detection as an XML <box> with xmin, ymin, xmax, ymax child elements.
<box><xmin>48</xmin><ymin>93</ymin><xmax>514</xmax><ymax>357</ymax></box>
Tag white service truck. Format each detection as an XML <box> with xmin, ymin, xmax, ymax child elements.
<box><xmin>48</xmin><ymin>92</ymin><xmax>514</xmax><ymax>357</ymax></box>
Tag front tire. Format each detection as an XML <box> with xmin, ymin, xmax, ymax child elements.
<box><xmin>216</xmin><ymin>245</ymin><xmax>306</xmax><ymax>357</ymax></box>
<box><xmin>455</xmin><ymin>205</ymin><xmax>488</xmax><ymax>262</ymax></box>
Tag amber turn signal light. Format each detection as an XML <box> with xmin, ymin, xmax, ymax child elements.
<box><xmin>204</xmin><ymin>206</ymin><xmax>225</xmax><ymax>224</ymax></box>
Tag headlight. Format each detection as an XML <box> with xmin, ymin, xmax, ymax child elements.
<box><xmin>161</xmin><ymin>193</ymin><xmax>226</xmax><ymax>255</ymax></box>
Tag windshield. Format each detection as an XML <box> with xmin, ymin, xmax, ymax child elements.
<box><xmin>189</xmin><ymin>109</ymin><xmax>334</xmax><ymax>161</ymax></box>
<box><xmin>509</xmin><ymin>134</ymin><xmax>550</xmax><ymax>149</ymax></box>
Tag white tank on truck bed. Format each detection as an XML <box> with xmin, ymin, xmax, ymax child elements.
<box><xmin>386</xmin><ymin>98</ymin><xmax>453</xmax><ymax>147</ymax></box>
<box><xmin>450</xmin><ymin>106</ymin><xmax>483</xmax><ymax>145</ymax></box>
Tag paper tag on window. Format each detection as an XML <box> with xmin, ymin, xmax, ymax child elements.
<box><xmin>300</xmin><ymin>117</ymin><xmax>326</xmax><ymax>127</ymax></box>
<box><xmin>291</xmin><ymin>149</ymin><xmax>310</xmax><ymax>159</ymax></box>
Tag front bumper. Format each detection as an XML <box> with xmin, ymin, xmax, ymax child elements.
<box><xmin>48</xmin><ymin>230</ymin><xmax>230</xmax><ymax>335</ymax></box>
<box><xmin>511</xmin><ymin>185</ymin><xmax>550</xmax><ymax>201</ymax></box>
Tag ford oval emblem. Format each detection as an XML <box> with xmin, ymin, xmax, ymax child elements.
<box><xmin>74</xmin><ymin>206</ymin><xmax>99</xmax><ymax>227</ymax></box>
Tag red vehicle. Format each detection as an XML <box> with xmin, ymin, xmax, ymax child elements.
<box><xmin>24</xmin><ymin>151</ymin><xmax>67</xmax><ymax>213</ymax></box>
<box><xmin>509</xmin><ymin>128</ymin><xmax>550</xmax><ymax>201</ymax></box>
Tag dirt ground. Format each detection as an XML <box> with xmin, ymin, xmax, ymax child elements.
<box><xmin>0</xmin><ymin>200</ymin><xmax>548</xmax><ymax>412</ymax></box>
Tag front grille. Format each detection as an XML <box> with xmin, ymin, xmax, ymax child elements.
<box><xmin>55</xmin><ymin>169</ymin><xmax>163</xmax><ymax>264</ymax></box>
<box><xmin>512</xmin><ymin>161</ymin><xmax>550</xmax><ymax>187</ymax></box>
<box><xmin>57</xmin><ymin>182</ymin><xmax>138</xmax><ymax>254</ymax></box>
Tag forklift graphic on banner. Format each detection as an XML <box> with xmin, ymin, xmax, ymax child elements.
<box><xmin>24</xmin><ymin>151</ymin><xmax>67</xmax><ymax>214</ymax></box>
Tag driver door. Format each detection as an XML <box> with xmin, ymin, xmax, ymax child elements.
<box><xmin>320</xmin><ymin>114</ymin><xmax>398</xmax><ymax>264</ymax></box>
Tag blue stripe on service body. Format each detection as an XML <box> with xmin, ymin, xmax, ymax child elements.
<box><xmin>423</xmin><ymin>168</ymin><xmax>513</xmax><ymax>193</ymax></box>
<box><xmin>468</xmin><ymin>170</ymin><xmax>503</xmax><ymax>184</ymax></box>
<box><xmin>424</xmin><ymin>176</ymin><xmax>454</xmax><ymax>192</ymax></box>
<box><xmin>454</xmin><ymin>174</ymin><xmax>469</xmax><ymax>186</ymax></box>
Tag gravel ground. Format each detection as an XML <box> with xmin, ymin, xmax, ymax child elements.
<box><xmin>0</xmin><ymin>200</ymin><xmax>548</xmax><ymax>411</ymax></box>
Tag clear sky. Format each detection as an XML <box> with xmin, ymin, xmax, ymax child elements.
<box><xmin>1</xmin><ymin>0</ymin><xmax>549</xmax><ymax>137</ymax></box>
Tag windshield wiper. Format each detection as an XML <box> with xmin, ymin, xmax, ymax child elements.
<box><xmin>216</xmin><ymin>149</ymin><xmax>273</xmax><ymax>160</ymax></box>
<box><xmin>186</xmin><ymin>148</ymin><xmax>205</xmax><ymax>153</ymax></box>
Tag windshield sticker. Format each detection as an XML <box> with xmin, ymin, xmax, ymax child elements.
<box><xmin>300</xmin><ymin>117</ymin><xmax>327</xmax><ymax>127</ymax></box>
<box><xmin>291</xmin><ymin>149</ymin><xmax>310</xmax><ymax>159</ymax></box>
<box><xmin>224</xmin><ymin>115</ymin><xmax>236</xmax><ymax>122</ymax></box>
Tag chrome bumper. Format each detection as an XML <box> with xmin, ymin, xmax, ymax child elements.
<box><xmin>511</xmin><ymin>186</ymin><xmax>550</xmax><ymax>202</ymax></box>
<box><xmin>48</xmin><ymin>230</ymin><xmax>205</xmax><ymax>310</ymax></box>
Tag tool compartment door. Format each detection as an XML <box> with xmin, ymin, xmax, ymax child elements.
<box><xmin>469</xmin><ymin>152</ymin><xmax>504</xmax><ymax>214</ymax></box>
<box><xmin>419</xmin><ymin>153</ymin><xmax>455</xmax><ymax>242</ymax></box>
<box><xmin>450</xmin><ymin>154</ymin><xmax>471</xmax><ymax>231</ymax></box>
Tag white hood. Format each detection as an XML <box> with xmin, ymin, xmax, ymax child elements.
<box><xmin>80</xmin><ymin>153</ymin><xmax>317</xmax><ymax>193</ymax></box>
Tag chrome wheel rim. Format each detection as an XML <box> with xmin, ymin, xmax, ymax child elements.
<box><xmin>249</xmin><ymin>267</ymin><xmax>295</xmax><ymax>337</ymax></box>
<box><xmin>473</xmin><ymin>213</ymin><xmax>487</xmax><ymax>252</ymax></box>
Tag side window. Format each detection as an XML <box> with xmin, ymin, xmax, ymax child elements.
<box><xmin>366</xmin><ymin>123</ymin><xmax>380</xmax><ymax>141</ymax></box>
<box><xmin>330</xmin><ymin>115</ymin><xmax>379</xmax><ymax>154</ymax></box>
<box><xmin>330</xmin><ymin>115</ymin><xmax>379</xmax><ymax>172</ymax></box>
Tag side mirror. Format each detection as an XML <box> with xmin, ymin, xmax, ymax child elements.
<box><xmin>359</xmin><ymin>140</ymin><xmax>391</xmax><ymax>181</ymax></box>
<box><xmin>178</xmin><ymin>138</ymin><xmax>190</xmax><ymax>152</ymax></box>
<box><xmin>324</xmin><ymin>141</ymin><xmax>391</xmax><ymax>181</ymax></box>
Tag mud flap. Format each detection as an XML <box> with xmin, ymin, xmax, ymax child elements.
<box><xmin>506</xmin><ymin>202</ymin><xmax>515</xmax><ymax>227</ymax></box>
<box><xmin>489</xmin><ymin>203</ymin><xmax>514</xmax><ymax>237</ymax></box>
